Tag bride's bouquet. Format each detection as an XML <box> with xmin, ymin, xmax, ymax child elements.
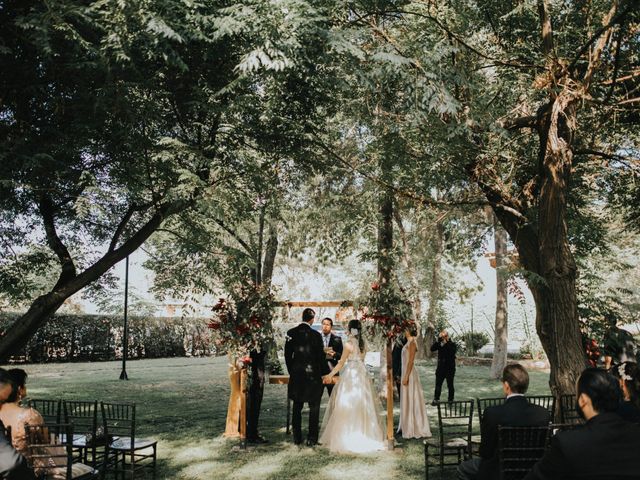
<box><xmin>359</xmin><ymin>282</ymin><xmax>415</xmax><ymax>341</ymax></box>
<box><xmin>207</xmin><ymin>283</ymin><xmax>277</xmax><ymax>359</ymax></box>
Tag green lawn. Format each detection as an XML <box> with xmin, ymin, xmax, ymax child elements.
<box><xmin>16</xmin><ymin>356</ymin><xmax>551</xmax><ymax>479</ymax></box>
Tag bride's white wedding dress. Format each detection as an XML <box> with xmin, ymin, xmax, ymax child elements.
<box><xmin>319</xmin><ymin>336</ymin><xmax>385</xmax><ymax>454</ymax></box>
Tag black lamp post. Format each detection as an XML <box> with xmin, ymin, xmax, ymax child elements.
<box><xmin>119</xmin><ymin>255</ymin><xmax>129</xmax><ymax>380</ymax></box>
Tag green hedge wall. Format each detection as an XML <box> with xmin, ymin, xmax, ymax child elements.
<box><xmin>0</xmin><ymin>313</ymin><xmax>214</xmax><ymax>363</ymax></box>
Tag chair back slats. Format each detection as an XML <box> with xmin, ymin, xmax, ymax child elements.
<box><xmin>24</xmin><ymin>422</ymin><xmax>73</xmax><ymax>479</ymax></box>
<box><xmin>27</xmin><ymin>399</ymin><xmax>62</xmax><ymax>426</ymax></box>
<box><xmin>527</xmin><ymin>395</ymin><xmax>556</xmax><ymax>422</ymax></box>
<box><xmin>498</xmin><ymin>425</ymin><xmax>551</xmax><ymax>480</ymax></box>
<box><xmin>476</xmin><ymin>397</ymin><xmax>504</xmax><ymax>424</ymax></box>
<box><xmin>559</xmin><ymin>394</ymin><xmax>585</xmax><ymax>425</ymax></box>
<box><xmin>436</xmin><ymin>400</ymin><xmax>474</xmax><ymax>450</ymax></box>
<box><xmin>101</xmin><ymin>402</ymin><xmax>136</xmax><ymax>440</ymax></box>
<box><xmin>64</xmin><ymin>400</ymin><xmax>98</xmax><ymax>433</ymax></box>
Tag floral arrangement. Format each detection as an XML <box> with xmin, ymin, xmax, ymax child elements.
<box><xmin>359</xmin><ymin>281</ymin><xmax>415</xmax><ymax>341</ymax></box>
<box><xmin>207</xmin><ymin>283</ymin><xmax>277</xmax><ymax>359</ymax></box>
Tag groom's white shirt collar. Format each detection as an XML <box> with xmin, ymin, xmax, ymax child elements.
<box><xmin>506</xmin><ymin>393</ymin><xmax>525</xmax><ymax>399</ymax></box>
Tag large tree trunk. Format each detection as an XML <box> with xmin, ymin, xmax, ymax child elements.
<box><xmin>424</xmin><ymin>219</ymin><xmax>444</xmax><ymax>358</ymax></box>
<box><xmin>533</xmin><ymin>97</ymin><xmax>586</xmax><ymax>398</ymax></box>
<box><xmin>490</xmin><ymin>214</ymin><xmax>509</xmax><ymax>379</ymax></box>
<box><xmin>377</xmin><ymin>185</ymin><xmax>394</xmax><ymax>450</ymax></box>
<box><xmin>0</xmin><ymin>202</ymin><xmax>185</xmax><ymax>361</ymax></box>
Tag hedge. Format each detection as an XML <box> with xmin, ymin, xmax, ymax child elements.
<box><xmin>0</xmin><ymin>312</ymin><xmax>215</xmax><ymax>363</ymax></box>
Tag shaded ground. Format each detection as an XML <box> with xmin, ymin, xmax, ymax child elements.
<box><xmin>17</xmin><ymin>356</ymin><xmax>551</xmax><ymax>479</ymax></box>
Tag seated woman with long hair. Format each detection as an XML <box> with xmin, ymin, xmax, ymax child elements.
<box><xmin>0</xmin><ymin>369</ymin><xmax>93</xmax><ymax>479</ymax></box>
<box><xmin>613</xmin><ymin>361</ymin><xmax>640</xmax><ymax>424</ymax></box>
<box><xmin>0</xmin><ymin>369</ymin><xmax>45</xmax><ymax>460</ymax></box>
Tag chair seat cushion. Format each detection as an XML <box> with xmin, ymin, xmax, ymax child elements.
<box><xmin>47</xmin><ymin>462</ymin><xmax>96</xmax><ymax>479</ymax></box>
<box><xmin>110</xmin><ymin>437</ymin><xmax>157</xmax><ymax>450</ymax></box>
<box><xmin>426</xmin><ymin>437</ymin><xmax>469</xmax><ymax>449</ymax></box>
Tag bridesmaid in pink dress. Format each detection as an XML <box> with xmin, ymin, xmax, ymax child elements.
<box><xmin>397</xmin><ymin>326</ymin><xmax>432</xmax><ymax>439</ymax></box>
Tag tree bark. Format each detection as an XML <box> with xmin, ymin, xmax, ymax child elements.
<box><xmin>490</xmin><ymin>214</ymin><xmax>509</xmax><ymax>379</ymax></box>
<box><xmin>424</xmin><ymin>219</ymin><xmax>444</xmax><ymax>358</ymax></box>
<box><xmin>533</xmin><ymin>96</ymin><xmax>586</xmax><ymax>398</ymax></box>
<box><xmin>0</xmin><ymin>201</ymin><xmax>187</xmax><ymax>361</ymax></box>
<box><xmin>261</xmin><ymin>225</ymin><xmax>278</xmax><ymax>287</ymax></box>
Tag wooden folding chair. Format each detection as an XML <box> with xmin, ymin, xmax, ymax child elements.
<box><xmin>101</xmin><ymin>402</ymin><xmax>157</xmax><ymax>479</ymax></box>
<box><xmin>24</xmin><ymin>422</ymin><xmax>98</xmax><ymax>479</ymax></box>
<box><xmin>424</xmin><ymin>400</ymin><xmax>474</xmax><ymax>479</ymax></box>
<box><xmin>498</xmin><ymin>425</ymin><xmax>551</xmax><ymax>480</ymax></box>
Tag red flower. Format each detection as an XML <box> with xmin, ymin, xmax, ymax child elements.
<box><xmin>241</xmin><ymin>356</ymin><xmax>252</xmax><ymax>365</ymax></box>
<box><xmin>371</xmin><ymin>282</ymin><xmax>380</xmax><ymax>291</ymax></box>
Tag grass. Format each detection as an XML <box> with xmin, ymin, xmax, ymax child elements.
<box><xmin>15</xmin><ymin>356</ymin><xmax>551</xmax><ymax>479</ymax></box>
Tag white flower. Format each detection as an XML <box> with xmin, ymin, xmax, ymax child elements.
<box><xmin>618</xmin><ymin>363</ymin><xmax>633</xmax><ymax>382</ymax></box>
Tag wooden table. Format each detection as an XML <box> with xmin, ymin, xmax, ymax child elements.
<box><xmin>268</xmin><ymin>375</ymin><xmax>338</xmax><ymax>434</ymax></box>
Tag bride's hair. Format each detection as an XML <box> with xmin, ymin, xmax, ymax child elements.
<box><xmin>348</xmin><ymin>319</ymin><xmax>365</xmax><ymax>353</ymax></box>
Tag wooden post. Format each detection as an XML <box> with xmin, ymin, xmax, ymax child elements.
<box><xmin>239</xmin><ymin>366</ymin><xmax>247</xmax><ymax>449</ymax></box>
<box><xmin>386</xmin><ymin>338</ymin><xmax>394</xmax><ymax>450</ymax></box>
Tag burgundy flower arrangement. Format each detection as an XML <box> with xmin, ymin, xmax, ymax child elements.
<box><xmin>207</xmin><ymin>284</ymin><xmax>276</xmax><ymax>357</ymax></box>
<box><xmin>360</xmin><ymin>282</ymin><xmax>415</xmax><ymax>341</ymax></box>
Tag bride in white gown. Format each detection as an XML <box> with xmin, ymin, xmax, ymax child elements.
<box><xmin>319</xmin><ymin>319</ymin><xmax>385</xmax><ymax>454</ymax></box>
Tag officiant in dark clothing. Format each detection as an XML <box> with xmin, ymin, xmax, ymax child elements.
<box><xmin>431</xmin><ymin>330</ymin><xmax>457</xmax><ymax>404</ymax></box>
<box><xmin>285</xmin><ymin>308</ymin><xmax>327</xmax><ymax>446</ymax></box>
<box><xmin>524</xmin><ymin>368</ymin><xmax>640</xmax><ymax>480</ymax></box>
<box><xmin>320</xmin><ymin>318</ymin><xmax>343</xmax><ymax>397</ymax></box>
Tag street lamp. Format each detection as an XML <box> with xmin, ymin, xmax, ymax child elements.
<box><xmin>119</xmin><ymin>255</ymin><xmax>129</xmax><ymax>380</ymax></box>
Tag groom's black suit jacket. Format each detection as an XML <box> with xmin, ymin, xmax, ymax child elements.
<box><xmin>284</xmin><ymin>323</ymin><xmax>327</xmax><ymax>403</ymax></box>
<box><xmin>524</xmin><ymin>412</ymin><xmax>640</xmax><ymax>480</ymax></box>
<box><xmin>478</xmin><ymin>395</ymin><xmax>550</xmax><ymax>480</ymax></box>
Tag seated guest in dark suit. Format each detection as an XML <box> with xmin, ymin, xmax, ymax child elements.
<box><xmin>457</xmin><ymin>364</ymin><xmax>550</xmax><ymax>480</ymax></box>
<box><xmin>524</xmin><ymin>368</ymin><xmax>640</xmax><ymax>480</ymax></box>
<box><xmin>0</xmin><ymin>369</ymin><xmax>36</xmax><ymax>480</ymax></box>
<box><xmin>612</xmin><ymin>361</ymin><xmax>640</xmax><ymax>424</ymax></box>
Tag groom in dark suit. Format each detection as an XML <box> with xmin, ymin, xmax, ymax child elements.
<box><xmin>285</xmin><ymin>308</ymin><xmax>327</xmax><ymax>446</ymax></box>
<box><xmin>320</xmin><ymin>317</ymin><xmax>343</xmax><ymax>397</ymax></box>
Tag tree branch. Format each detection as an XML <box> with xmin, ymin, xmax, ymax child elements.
<box><xmin>499</xmin><ymin>115</ymin><xmax>539</xmax><ymax>131</ymax></box>
<box><xmin>537</xmin><ymin>0</ymin><xmax>555</xmax><ymax>57</ymax></box>
<box><xmin>212</xmin><ymin>218</ymin><xmax>255</xmax><ymax>257</ymax></box>
<box><xmin>397</xmin><ymin>9</ymin><xmax>543</xmax><ymax>71</ymax></box>
<box><xmin>108</xmin><ymin>201</ymin><xmax>156</xmax><ymax>252</ymax></box>
<box><xmin>310</xmin><ymin>133</ymin><xmax>486</xmax><ymax>209</ymax></box>
<box><xmin>582</xmin><ymin>1</ymin><xmax>621</xmax><ymax>88</ymax></box>
<box><xmin>37</xmin><ymin>194</ymin><xmax>76</xmax><ymax>285</ymax></box>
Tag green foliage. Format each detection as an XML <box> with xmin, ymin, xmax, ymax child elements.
<box><xmin>0</xmin><ymin>312</ymin><xmax>213</xmax><ymax>363</ymax></box>
<box><xmin>456</xmin><ymin>331</ymin><xmax>490</xmax><ymax>356</ymax></box>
